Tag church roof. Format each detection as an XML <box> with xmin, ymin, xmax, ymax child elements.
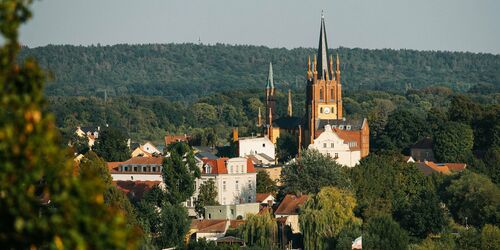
<box><xmin>316</xmin><ymin>13</ymin><xmax>331</xmax><ymax>80</ymax></box>
<box><xmin>317</xmin><ymin>118</ymin><xmax>365</xmax><ymax>131</ymax></box>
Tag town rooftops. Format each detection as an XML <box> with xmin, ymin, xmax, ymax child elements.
<box><xmin>317</xmin><ymin>118</ymin><xmax>365</xmax><ymax>131</ymax></box>
<box><xmin>416</xmin><ymin>161</ymin><xmax>467</xmax><ymax>176</ymax></box>
<box><xmin>275</xmin><ymin>194</ymin><xmax>309</xmax><ymax>215</ymax></box>
<box><xmin>256</xmin><ymin>193</ymin><xmax>274</xmax><ymax>203</ymax></box>
<box><xmin>164</xmin><ymin>134</ymin><xmax>190</xmax><ymax>146</ymax></box>
<box><xmin>113</xmin><ymin>180</ymin><xmax>160</xmax><ymax>200</ymax></box>
<box><xmin>107</xmin><ymin>157</ymin><xmax>163</xmax><ymax>172</ymax></box>
<box><xmin>190</xmin><ymin>219</ymin><xmax>228</xmax><ymax>233</ymax></box>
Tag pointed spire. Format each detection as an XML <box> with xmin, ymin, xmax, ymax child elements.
<box><xmin>336</xmin><ymin>53</ymin><xmax>340</xmax><ymax>72</ymax></box>
<box><xmin>307</xmin><ymin>56</ymin><xmax>311</xmax><ymax>72</ymax></box>
<box><xmin>316</xmin><ymin>12</ymin><xmax>330</xmax><ymax>80</ymax></box>
<box><xmin>313</xmin><ymin>55</ymin><xmax>317</xmax><ymax>74</ymax></box>
<box><xmin>287</xmin><ymin>89</ymin><xmax>293</xmax><ymax>117</ymax></box>
<box><xmin>266</xmin><ymin>62</ymin><xmax>274</xmax><ymax>89</ymax></box>
<box><xmin>257</xmin><ymin>107</ymin><xmax>262</xmax><ymax>127</ymax></box>
<box><xmin>330</xmin><ymin>54</ymin><xmax>334</xmax><ymax>74</ymax></box>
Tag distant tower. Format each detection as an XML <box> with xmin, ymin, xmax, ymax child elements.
<box><xmin>287</xmin><ymin>89</ymin><xmax>293</xmax><ymax>117</ymax></box>
<box><xmin>265</xmin><ymin>62</ymin><xmax>276</xmax><ymax>128</ymax></box>
<box><xmin>304</xmin><ymin>13</ymin><xmax>343</xmax><ymax>145</ymax></box>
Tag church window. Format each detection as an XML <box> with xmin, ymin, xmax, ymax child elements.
<box><xmin>320</xmin><ymin>107</ymin><xmax>323</xmax><ymax>113</ymax></box>
<box><xmin>320</xmin><ymin>89</ymin><xmax>324</xmax><ymax>100</ymax></box>
<box><xmin>331</xmin><ymin>89</ymin><xmax>334</xmax><ymax>100</ymax></box>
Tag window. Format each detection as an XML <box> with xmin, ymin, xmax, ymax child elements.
<box><xmin>133</xmin><ymin>166</ymin><xmax>138</xmax><ymax>172</ymax></box>
<box><xmin>231</xmin><ymin>209</ymin><xmax>234</xmax><ymax>215</ymax></box>
<box><xmin>339</xmin><ymin>125</ymin><xmax>344</xmax><ymax>130</ymax></box>
<box><xmin>320</xmin><ymin>107</ymin><xmax>323</xmax><ymax>113</ymax></box>
<box><xmin>331</xmin><ymin>89</ymin><xmax>334</xmax><ymax>99</ymax></box>
<box><xmin>248</xmin><ymin>196</ymin><xmax>252</xmax><ymax>203</ymax></box>
<box><xmin>223</xmin><ymin>181</ymin><xmax>226</xmax><ymax>191</ymax></box>
<box><xmin>262</xmin><ymin>143</ymin><xmax>265</xmax><ymax>147</ymax></box>
<box><xmin>323</xmin><ymin>143</ymin><xmax>327</xmax><ymax>148</ymax></box>
<box><xmin>327</xmin><ymin>153</ymin><xmax>331</xmax><ymax>157</ymax></box>
<box><xmin>331</xmin><ymin>142</ymin><xmax>334</xmax><ymax>148</ymax></box>
<box><xmin>124</xmin><ymin>166</ymin><xmax>129</xmax><ymax>172</ymax></box>
<box><xmin>248</xmin><ymin>181</ymin><xmax>252</xmax><ymax>189</ymax></box>
<box><xmin>208</xmin><ymin>213</ymin><xmax>211</xmax><ymax>219</ymax></box>
<box><xmin>230</xmin><ymin>166</ymin><xmax>233</xmax><ymax>173</ymax></box>
<box><xmin>152</xmin><ymin>166</ymin><xmax>157</xmax><ymax>172</ymax></box>
<box><xmin>320</xmin><ymin>88</ymin><xmax>323</xmax><ymax>100</ymax></box>
<box><xmin>346</xmin><ymin>125</ymin><xmax>351</xmax><ymax>130</ymax></box>
<box><xmin>223</xmin><ymin>197</ymin><xmax>226</xmax><ymax>205</ymax></box>
<box><xmin>335</xmin><ymin>153</ymin><xmax>339</xmax><ymax>158</ymax></box>
<box><xmin>142</xmin><ymin>166</ymin><xmax>147</xmax><ymax>172</ymax></box>
<box><xmin>235</xmin><ymin>181</ymin><xmax>239</xmax><ymax>190</ymax></box>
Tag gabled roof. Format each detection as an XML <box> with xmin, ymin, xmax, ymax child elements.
<box><xmin>445</xmin><ymin>163</ymin><xmax>467</xmax><ymax>172</ymax></box>
<box><xmin>190</xmin><ymin>219</ymin><xmax>228</xmax><ymax>233</ymax></box>
<box><xmin>202</xmin><ymin>157</ymin><xmax>256</xmax><ymax>174</ymax></box>
<box><xmin>275</xmin><ymin>194</ymin><xmax>309</xmax><ymax>215</ymax></box>
<box><xmin>113</xmin><ymin>180</ymin><xmax>160</xmax><ymax>200</ymax></box>
<box><xmin>417</xmin><ymin>161</ymin><xmax>451</xmax><ymax>176</ymax></box>
<box><xmin>256</xmin><ymin>193</ymin><xmax>274</xmax><ymax>203</ymax></box>
<box><xmin>121</xmin><ymin>156</ymin><xmax>163</xmax><ymax>165</ymax></box>
<box><xmin>317</xmin><ymin>118</ymin><xmax>365</xmax><ymax>131</ymax></box>
<box><xmin>165</xmin><ymin>134</ymin><xmax>190</xmax><ymax>146</ymax></box>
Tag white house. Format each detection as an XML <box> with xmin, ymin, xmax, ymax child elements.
<box><xmin>186</xmin><ymin>157</ymin><xmax>258</xmax><ymax>216</ymax></box>
<box><xmin>107</xmin><ymin>157</ymin><xmax>163</xmax><ymax>182</ymax></box>
<box><xmin>308</xmin><ymin>124</ymin><xmax>361</xmax><ymax>167</ymax></box>
<box><xmin>238</xmin><ymin>136</ymin><xmax>275</xmax><ymax>164</ymax></box>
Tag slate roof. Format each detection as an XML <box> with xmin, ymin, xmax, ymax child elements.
<box><xmin>317</xmin><ymin>118</ymin><xmax>364</xmax><ymax>131</ymax></box>
<box><xmin>196</xmin><ymin>152</ymin><xmax>218</xmax><ymax>160</ymax></box>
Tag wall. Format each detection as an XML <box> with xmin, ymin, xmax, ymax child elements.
<box><xmin>238</xmin><ymin>137</ymin><xmax>275</xmax><ymax>159</ymax></box>
<box><xmin>205</xmin><ymin>203</ymin><xmax>260</xmax><ymax>220</ymax></box>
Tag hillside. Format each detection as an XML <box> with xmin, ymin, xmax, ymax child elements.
<box><xmin>20</xmin><ymin>44</ymin><xmax>500</xmax><ymax>100</ymax></box>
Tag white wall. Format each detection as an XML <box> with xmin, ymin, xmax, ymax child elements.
<box><xmin>308</xmin><ymin>125</ymin><xmax>361</xmax><ymax>167</ymax></box>
<box><xmin>238</xmin><ymin>137</ymin><xmax>275</xmax><ymax>159</ymax></box>
<box><xmin>111</xmin><ymin>173</ymin><xmax>163</xmax><ymax>182</ymax></box>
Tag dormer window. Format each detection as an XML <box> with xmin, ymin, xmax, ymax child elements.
<box><xmin>346</xmin><ymin>125</ymin><xmax>351</xmax><ymax>130</ymax></box>
<box><xmin>205</xmin><ymin>165</ymin><xmax>212</xmax><ymax>174</ymax></box>
<box><xmin>339</xmin><ymin>125</ymin><xmax>344</xmax><ymax>130</ymax></box>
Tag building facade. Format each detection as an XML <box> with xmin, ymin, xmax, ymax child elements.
<box><xmin>308</xmin><ymin>124</ymin><xmax>361</xmax><ymax>167</ymax></box>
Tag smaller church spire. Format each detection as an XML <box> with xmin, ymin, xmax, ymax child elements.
<box><xmin>266</xmin><ymin>62</ymin><xmax>274</xmax><ymax>89</ymax></box>
<box><xmin>313</xmin><ymin>55</ymin><xmax>317</xmax><ymax>74</ymax></box>
<box><xmin>257</xmin><ymin>107</ymin><xmax>262</xmax><ymax>127</ymax></box>
<box><xmin>336</xmin><ymin>53</ymin><xmax>340</xmax><ymax>72</ymax></box>
<box><xmin>287</xmin><ymin>89</ymin><xmax>293</xmax><ymax>117</ymax></box>
<box><xmin>330</xmin><ymin>54</ymin><xmax>334</xmax><ymax>76</ymax></box>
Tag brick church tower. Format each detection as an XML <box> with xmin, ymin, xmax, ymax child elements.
<box><xmin>304</xmin><ymin>13</ymin><xmax>344</xmax><ymax>145</ymax></box>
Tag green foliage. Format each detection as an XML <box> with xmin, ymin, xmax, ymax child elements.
<box><xmin>376</xmin><ymin>109</ymin><xmax>429</xmax><ymax>152</ymax></box>
<box><xmin>239</xmin><ymin>209</ymin><xmax>277</xmax><ymax>248</ymax></box>
<box><xmin>413</xmin><ymin>233</ymin><xmax>456</xmax><ymax>250</ymax></box>
<box><xmin>256</xmin><ymin>171</ymin><xmax>277</xmax><ymax>194</ymax></box>
<box><xmin>433</xmin><ymin>121</ymin><xmax>474</xmax><ymax>162</ymax></box>
<box><xmin>195</xmin><ymin>179</ymin><xmax>219</xmax><ymax>218</ymax></box>
<box><xmin>79</xmin><ymin>150</ymin><xmax>112</xmax><ymax>185</ymax></box>
<box><xmin>334</xmin><ymin>221</ymin><xmax>362</xmax><ymax>250</ymax></box>
<box><xmin>448</xmin><ymin>94</ymin><xmax>481</xmax><ymax>124</ymax></box>
<box><xmin>299</xmin><ymin>187</ymin><xmax>361</xmax><ymax>250</ymax></box>
<box><xmin>394</xmin><ymin>189</ymin><xmax>447</xmax><ymax>238</ymax></box>
<box><xmin>0</xmin><ymin>1</ymin><xmax>140</xmax><ymax>248</ymax></box>
<box><xmin>442</xmin><ymin>171</ymin><xmax>500</xmax><ymax>227</ymax></box>
<box><xmin>93</xmin><ymin>127</ymin><xmax>131</xmax><ymax>161</ymax></box>
<box><xmin>162</xmin><ymin>142</ymin><xmax>201</xmax><ymax>204</ymax></box>
<box><xmin>157</xmin><ymin>203</ymin><xmax>191</xmax><ymax>248</ymax></box>
<box><xmin>364</xmin><ymin>215</ymin><xmax>409</xmax><ymax>250</ymax></box>
<box><xmin>70</xmin><ymin>132</ymin><xmax>89</xmax><ymax>155</ymax></box>
<box><xmin>182</xmin><ymin>238</ymin><xmax>238</xmax><ymax>250</ymax></box>
<box><xmin>481</xmin><ymin>224</ymin><xmax>500</xmax><ymax>250</ymax></box>
<box><xmin>276</xmin><ymin>131</ymin><xmax>298</xmax><ymax>162</ymax></box>
<box><xmin>281</xmin><ymin>149</ymin><xmax>351</xmax><ymax>195</ymax></box>
<box><xmin>350</xmin><ymin>153</ymin><xmax>431</xmax><ymax>220</ymax></box>
<box><xmin>455</xmin><ymin>228</ymin><xmax>481</xmax><ymax>250</ymax></box>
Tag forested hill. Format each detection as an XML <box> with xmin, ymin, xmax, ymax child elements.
<box><xmin>20</xmin><ymin>44</ymin><xmax>500</xmax><ymax>100</ymax></box>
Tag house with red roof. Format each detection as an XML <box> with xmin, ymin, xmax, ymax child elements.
<box><xmin>308</xmin><ymin>124</ymin><xmax>361</xmax><ymax>167</ymax></box>
<box><xmin>275</xmin><ymin>194</ymin><xmax>309</xmax><ymax>234</ymax></box>
<box><xmin>186</xmin><ymin>157</ymin><xmax>258</xmax><ymax>218</ymax></box>
<box><xmin>107</xmin><ymin>156</ymin><xmax>164</xmax><ymax>182</ymax></box>
<box><xmin>416</xmin><ymin>161</ymin><xmax>466</xmax><ymax>176</ymax></box>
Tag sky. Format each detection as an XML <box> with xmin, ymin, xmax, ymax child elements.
<box><xmin>20</xmin><ymin>0</ymin><xmax>500</xmax><ymax>54</ymax></box>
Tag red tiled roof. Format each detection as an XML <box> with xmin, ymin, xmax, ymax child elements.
<box><xmin>190</xmin><ymin>219</ymin><xmax>227</xmax><ymax>233</ymax></box>
<box><xmin>334</xmin><ymin>129</ymin><xmax>362</xmax><ymax>150</ymax></box>
<box><xmin>256</xmin><ymin>193</ymin><xmax>273</xmax><ymax>203</ymax></box>
<box><xmin>275</xmin><ymin>194</ymin><xmax>309</xmax><ymax>215</ymax></box>
<box><xmin>165</xmin><ymin>134</ymin><xmax>190</xmax><ymax>146</ymax></box>
<box><xmin>445</xmin><ymin>163</ymin><xmax>467</xmax><ymax>172</ymax></box>
<box><xmin>122</xmin><ymin>157</ymin><xmax>163</xmax><ymax>165</ymax></box>
<box><xmin>417</xmin><ymin>161</ymin><xmax>451</xmax><ymax>176</ymax></box>
<box><xmin>201</xmin><ymin>157</ymin><xmax>256</xmax><ymax>174</ymax></box>
<box><xmin>229</xmin><ymin>220</ymin><xmax>245</xmax><ymax>229</ymax></box>
<box><xmin>107</xmin><ymin>161</ymin><xmax>123</xmax><ymax>172</ymax></box>
<box><xmin>113</xmin><ymin>180</ymin><xmax>160</xmax><ymax>200</ymax></box>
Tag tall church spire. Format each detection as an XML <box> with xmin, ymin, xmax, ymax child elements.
<box><xmin>316</xmin><ymin>11</ymin><xmax>330</xmax><ymax>80</ymax></box>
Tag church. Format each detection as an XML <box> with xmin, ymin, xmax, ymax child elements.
<box><xmin>261</xmin><ymin>14</ymin><xmax>369</xmax><ymax>167</ymax></box>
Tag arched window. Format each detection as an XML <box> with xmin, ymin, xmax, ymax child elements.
<box><xmin>331</xmin><ymin>88</ymin><xmax>334</xmax><ymax>100</ymax></box>
<box><xmin>319</xmin><ymin>88</ymin><xmax>323</xmax><ymax>100</ymax></box>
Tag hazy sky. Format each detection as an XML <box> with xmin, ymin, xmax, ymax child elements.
<box><xmin>20</xmin><ymin>0</ymin><xmax>500</xmax><ymax>54</ymax></box>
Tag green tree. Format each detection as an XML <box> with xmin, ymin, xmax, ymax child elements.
<box><xmin>93</xmin><ymin>127</ymin><xmax>131</xmax><ymax>161</ymax></box>
<box><xmin>433</xmin><ymin>121</ymin><xmax>474</xmax><ymax>162</ymax></box>
<box><xmin>481</xmin><ymin>224</ymin><xmax>500</xmax><ymax>250</ymax></box>
<box><xmin>443</xmin><ymin>171</ymin><xmax>500</xmax><ymax>227</ymax></box>
<box><xmin>157</xmin><ymin>203</ymin><xmax>191</xmax><ymax>248</ymax></box>
<box><xmin>79</xmin><ymin>150</ymin><xmax>112</xmax><ymax>184</ymax></box>
<box><xmin>394</xmin><ymin>189</ymin><xmax>447</xmax><ymax>238</ymax></box>
<box><xmin>364</xmin><ymin>215</ymin><xmax>409</xmax><ymax>250</ymax></box>
<box><xmin>276</xmin><ymin>131</ymin><xmax>298</xmax><ymax>162</ymax></box>
<box><xmin>256</xmin><ymin>171</ymin><xmax>277</xmax><ymax>194</ymax></box>
<box><xmin>481</xmin><ymin>147</ymin><xmax>500</xmax><ymax>184</ymax></box>
<box><xmin>195</xmin><ymin>179</ymin><xmax>219</xmax><ymax>218</ymax></box>
<box><xmin>299</xmin><ymin>187</ymin><xmax>361</xmax><ymax>250</ymax></box>
<box><xmin>281</xmin><ymin>149</ymin><xmax>351</xmax><ymax>194</ymax></box>
<box><xmin>376</xmin><ymin>109</ymin><xmax>428</xmax><ymax>152</ymax></box>
<box><xmin>0</xmin><ymin>1</ymin><xmax>139</xmax><ymax>248</ymax></box>
<box><xmin>162</xmin><ymin>142</ymin><xmax>201</xmax><ymax>204</ymax></box>
<box><xmin>70</xmin><ymin>132</ymin><xmax>90</xmax><ymax>155</ymax></box>
<box><xmin>448</xmin><ymin>94</ymin><xmax>480</xmax><ymax>125</ymax></box>
<box><xmin>240</xmin><ymin>209</ymin><xmax>277</xmax><ymax>248</ymax></box>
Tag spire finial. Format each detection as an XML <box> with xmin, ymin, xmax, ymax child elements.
<box><xmin>336</xmin><ymin>53</ymin><xmax>340</xmax><ymax>72</ymax></box>
<box><xmin>266</xmin><ymin>62</ymin><xmax>274</xmax><ymax>89</ymax></box>
<box><xmin>321</xmin><ymin>10</ymin><xmax>324</xmax><ymax>19</ymax></box>
<box><xmin>316</xmin><ymin>12</ymin><xmax>329</xmax><ymax>80</ymax></box>
<box><xmin>287</xmin><ymin>89</ymin><xmax>293</xmax><ymax>117</ymax></box>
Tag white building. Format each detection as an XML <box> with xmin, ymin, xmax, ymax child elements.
<box><xmin>187</xmin><ymin>157</ymin><xmax>257</xmax><ymax>213</ymax></box>
<box><xmin>237</xmin><ymin>137</ymin><xmax>275</xmax><ymax>164</ymax></box>
<box><xmin>107</xmin><ymin>157</ymin><xmax>163</xmax><ymax>182</ymax></box>
<box><xmin>308</xmin><ymin>124</ymin><xmax>361</xmax><ymax>167</ymax></box>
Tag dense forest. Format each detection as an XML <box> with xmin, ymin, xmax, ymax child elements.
<box><xmin>21</xmin><ymin>44</ymin><xmax>500</xmax><ymax>99</ymax></box>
